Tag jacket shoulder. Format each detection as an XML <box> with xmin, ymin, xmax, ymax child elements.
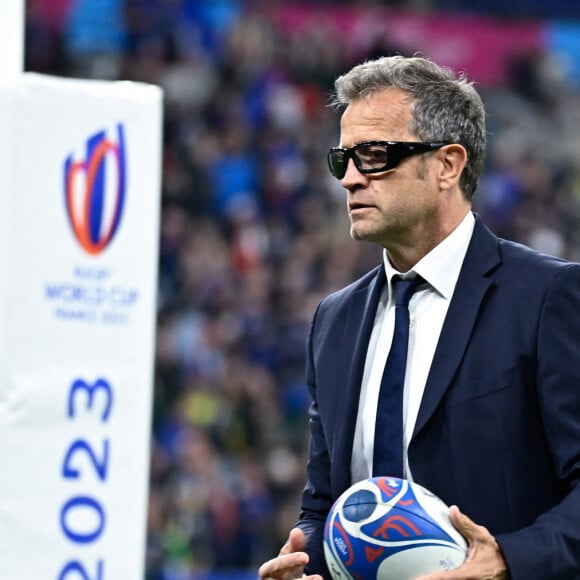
<box><xmin>496</xmin><ymin>236</ymin><xmax>579</xmax><ymax>277</ymax></box>
<box><xmin>319</xmin><ymin>265</ymin><xmax>383</xmax><ymax>311</ymax></box>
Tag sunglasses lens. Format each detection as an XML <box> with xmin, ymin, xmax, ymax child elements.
<box><xmin>356</xmin><ymin>144</ymin><xmax>388</xmax><ymax>171</ymax></box>
<box><xmin>328</xmin><ymin>151</ymin><xmax>346</xmax><ymax>179</ymax></box>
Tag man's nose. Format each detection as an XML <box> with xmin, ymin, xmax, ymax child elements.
<box><xmin>341</xmin><ymin>158</ymin><xmax>367</xmax><ymax>190</ymax></box>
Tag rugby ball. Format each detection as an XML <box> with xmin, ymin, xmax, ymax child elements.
<box><xmin>323</xmin><ymin>477</ymin><xmax>467</xmax><ymax>579</ymax></box>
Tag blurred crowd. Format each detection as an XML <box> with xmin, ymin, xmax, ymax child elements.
<box><xmin>25</xmin><ymin>1</ymin><xmax>580</xmax><ymax>578</ymax></box>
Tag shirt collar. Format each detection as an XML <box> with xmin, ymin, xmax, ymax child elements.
<box><xmin>383</xmin><ymin>211</ymin><xmax>475</xmax><ymax>300</ymax></box>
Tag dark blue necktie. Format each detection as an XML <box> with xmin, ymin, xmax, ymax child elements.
<box><xmin>372</xmin><ymin>276</ymin><xmax>422</xmax><ymax>478</ymax></box>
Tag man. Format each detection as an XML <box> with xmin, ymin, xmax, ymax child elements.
<box><xmin>259</xmin><ymin>55</ymin><xmax>580</xmax><ymax>579</ymax></box>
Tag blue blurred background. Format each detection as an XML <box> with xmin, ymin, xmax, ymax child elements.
<box><xmin>25</xmin><ymin>1</ymin><xmax>580</xmax><ymax>578</ymax></box>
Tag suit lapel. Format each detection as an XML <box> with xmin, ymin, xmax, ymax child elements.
<box><xmin>333</xmin><ymin>265</ymin><xmax>385</xmax><ymax>493</ymax></box>
<box><xmin>412</xmin><ymin>216</ymin><xmax>501</xmax><ymax>438</ymax></box>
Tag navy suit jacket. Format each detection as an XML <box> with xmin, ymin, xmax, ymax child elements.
<box><xmin>297</xmin><ymin>215</ymin><xmax>580</xmax><ymax>579</ymax></box>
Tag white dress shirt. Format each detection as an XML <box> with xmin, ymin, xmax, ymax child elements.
<box><xmin>351</xmin><ymin>211</ymin><xmax>475</xmax><ymax>483</ymax></box>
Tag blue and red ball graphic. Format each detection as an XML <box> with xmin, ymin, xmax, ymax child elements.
<box><xmin>323</xmin><ymin>477</ymin><xmax>467</xmax><ymax>580</ymax></box>
<box><xmin>63</xmin><ymin>124</ymin><xmax>126</xmax><ymax>255</ymax></box>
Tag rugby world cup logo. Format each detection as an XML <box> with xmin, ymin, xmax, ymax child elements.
<box><xmin>64</xmin><ymin>124</ymin><xmax>127</xmax><ymax>255</ymax></box>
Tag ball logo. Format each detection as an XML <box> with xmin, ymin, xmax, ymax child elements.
<box><xmin>64</xmin><ymin>124</ymin><xmax>127</xmax><ymax>255</ymax></box>
<box><xmin>373</xmin><ymin>515</ymin><xmax>422</xmax><ymax>540</ymax></box>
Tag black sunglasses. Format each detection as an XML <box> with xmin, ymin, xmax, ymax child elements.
<box><xmin>327</xmin><ymin>140</ymin><xmax>447</xmax><ymax>179</ymax></box>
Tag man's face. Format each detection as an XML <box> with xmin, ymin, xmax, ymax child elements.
<box><xmin>339</xmin><ymin>88</ymin><xmax>442</xmax><ymax>250</ymax></box>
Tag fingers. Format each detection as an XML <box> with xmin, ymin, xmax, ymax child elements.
<box><xmin>449</xmin><ymin>505</ymin><xmax>499</xmax><ymax>553</ymax></box>
<box><xmin>258</xmin><ymin>551</ymin><xmax>309</xmax><ymax>579</ymax></box>
<box><xmin>279</xmin><ymin>528</ymin><xmax>307</xmax><ymax>556</ymax></box>
<box><xmin>286</xmin><ymin>527</ymin><xmax>308</xmax><ymax>553</ymax></box>
<box><xmin>259</xmin><ymin>528</ymin><xmax>313</xmax><ymax>580</ymax></box>
<box><xmin>448</xmin><ymin>504</ymin><xmax>479</xmax><ymax>538</ymax></box>
<box><xmin>416</xmin><ymin>506</ymin><xmax>507</xmax><ymax>580</ymax></box>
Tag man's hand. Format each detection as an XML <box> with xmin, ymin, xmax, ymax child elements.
<box><xmin>258</xmin><ymin>528</ymin><xmax>323</xmax><ymax>580</ymax></box>
<box><xmin>416</xmin><ymin>506</ymin><xmax>508</xmax><ymax>579</ymax></box>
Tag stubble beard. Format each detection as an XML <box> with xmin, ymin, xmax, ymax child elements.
<box><xmin>348</xmin><ymin>206</ymin><xmax>407</xmax><ymax>245</ymax></box>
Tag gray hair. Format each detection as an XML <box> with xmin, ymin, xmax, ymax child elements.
<box><xmin>331</xmin><ymin>55</ymin><xmax>486</xmax><ymax>201</ymax></box>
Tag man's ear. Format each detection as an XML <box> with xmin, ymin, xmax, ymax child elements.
<box><xmin>437</xmin><ymin>144</ymin><xmax>468</xmax><ymax>191</ymax></box>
